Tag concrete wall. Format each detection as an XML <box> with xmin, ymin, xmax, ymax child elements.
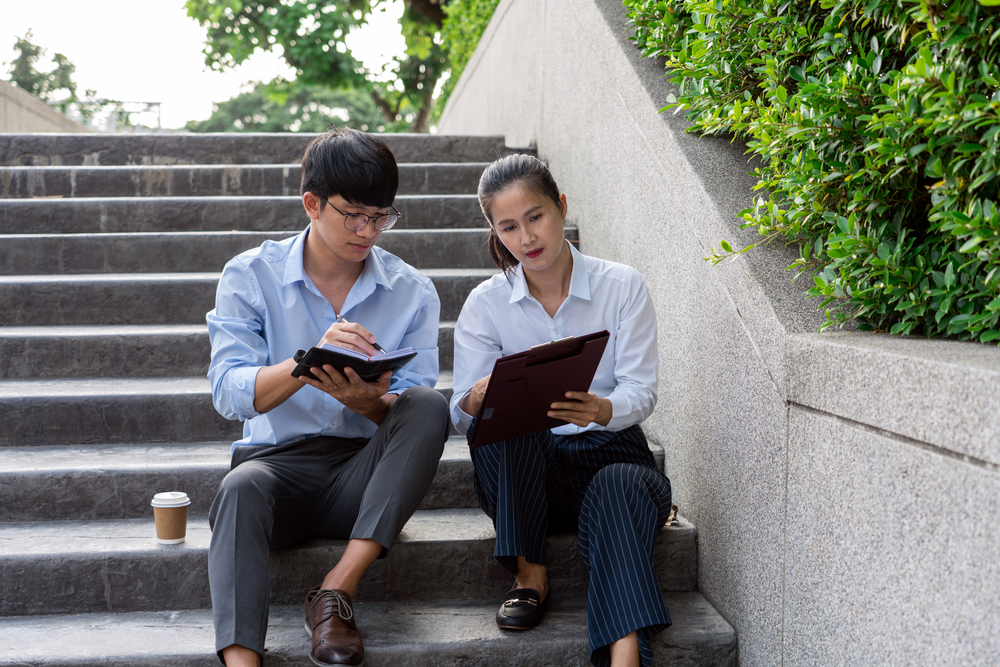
<box><xmin>0</xmin><ymin>79</ymin><xmax>90</xmax><ymax>133</ymax></box>
<box><xmin>439</xmin><ymin>1</ymin><xmax>1000</xmax><ymax>665</ymax></box>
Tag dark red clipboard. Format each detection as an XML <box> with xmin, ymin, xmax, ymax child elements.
<box><xmin>467</xmin><ymin>330</ymin><xmax>610</xmax><ymax>449</ymax></box>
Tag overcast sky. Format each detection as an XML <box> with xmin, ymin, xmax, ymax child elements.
<box><xmin>0</xmin><ymin>0</ymin><xmax>406</xmax><ymax>129</ymax></box>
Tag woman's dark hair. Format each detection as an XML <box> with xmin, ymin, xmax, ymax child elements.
<box><xmin>300</xmin><ymin>128</ymin><xmax>399</xmax><ymax>209</ymax></box>
<box><xmin>477</xmin><ymin>154</ymin><xmax>562</xmax><ymax>274</ymax></box>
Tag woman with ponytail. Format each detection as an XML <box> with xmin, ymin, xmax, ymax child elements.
<box><xmin>450</xmin><ymin>154</ymin><xmax>672</xmax><ymax>667</ymax></box>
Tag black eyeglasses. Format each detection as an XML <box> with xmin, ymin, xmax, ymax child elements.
<box><xmin>325</xmin><ymin>200</ymin><xmax>401</xmax><ymax>232</ymax></box>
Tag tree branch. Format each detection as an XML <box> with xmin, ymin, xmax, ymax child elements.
<box><xmin>369</xmin><ymin>90</ymin><xmax>396</xmax><ymax>124</ymax></box>
<box><xmin>409</xmin><ymin>72</ymin><xmax>439</xmax><ymax>133</ymax></box>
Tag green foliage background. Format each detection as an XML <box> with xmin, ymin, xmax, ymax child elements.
<box><xmin>184</xmin><ymin>0</ymin><xmax>446</xmax><ymax>131</ymax></box>
<box><xmin>5</xmin><ymin>31</ymin><xmax>131</xmax><ymax>129</ymax></box>
<box><xmin>437</xmin><ymin>0</ymin><xmax>500</xmax><ymax>118</ymax></box>
<box><xmin>185</xmin><ymin>80</ymin><xmax>386</xmax><ymax>132</ymax></box>
<box><xmin>7</xmin><ymin>31</ymin><xmax>79</xmax><ymax>114</ymax></box>
<box><xmin>625</xmin><ymin>0</ymin><xmax>1000</xmax><ymax>343</ymax></box>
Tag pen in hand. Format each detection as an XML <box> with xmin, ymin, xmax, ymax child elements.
<box><xmin>336</xmin><ymin>314</ymin><xmax>387</xmax><ymax>354</ymax></box>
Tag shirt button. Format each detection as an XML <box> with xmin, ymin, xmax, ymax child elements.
<box><xmin>328</xmin><ymin>423</ymin><xmax>335</xmax><ymax>428</ymax></box>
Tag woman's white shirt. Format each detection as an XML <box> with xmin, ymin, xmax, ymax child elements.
<box><xmin>450</xmin><ymin>241</ymin><xmax>658</xmax><ymax>435</ymax></box>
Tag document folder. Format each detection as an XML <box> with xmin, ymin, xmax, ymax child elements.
<box><xmin>467</xmin><ymin>330</ymin><xmax>610</xmax><ymax>449</ymax></box>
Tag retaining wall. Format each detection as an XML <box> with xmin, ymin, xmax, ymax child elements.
<box><xmin>439</xmin><ymin>1</ymin><xmax>1000</xmax><ymax>665</ymax></box>
<box><xmin>0</xmin><ymin>79</ymin><xmax>90</xmax><ymax>133</ymax></box>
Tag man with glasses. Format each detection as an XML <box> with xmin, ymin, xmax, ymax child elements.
<box><xmin>206</xmin><ymin>129</ymin><xmax>450</xmax><ymax>667</ymax></box>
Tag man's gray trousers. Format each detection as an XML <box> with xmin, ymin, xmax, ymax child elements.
<box><xmin>208</xmin><ymin>386</ymin><xmax>450</xmax><ymax>659</ymax></box>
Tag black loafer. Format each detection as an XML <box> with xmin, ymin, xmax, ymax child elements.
<box><xmin>495</xmin><ymin>587</ymin><xmax>548</xmax><ymax>630</ymax></box>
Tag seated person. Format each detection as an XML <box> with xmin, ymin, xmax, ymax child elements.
<box><xmin>450</xmin><ymin>155</ymin><xmax>672</xmax><ymax>667</ymax></box>
<box><xmin>207</xmin><ymin>128</ymin><xmax>450</xmax><ymax>667</ymax></box>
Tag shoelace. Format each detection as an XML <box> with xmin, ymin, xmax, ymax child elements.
<box><xmin>309</xmin><ymin>589</ymin><xmax>354</xmax><ymax>622</ymax></box>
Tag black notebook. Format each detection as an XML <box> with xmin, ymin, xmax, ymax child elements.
<box><xmin>291</xmin><ymin>344</ymin><xmax>417</xmax><ymax>383</ymax></box>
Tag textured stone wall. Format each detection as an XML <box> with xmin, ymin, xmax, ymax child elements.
<box><xmin>439</xmin><ymin>1</ymin><xmax>1000</xmax><ymax>665</ymax></box>
<box><xmin>0</xmin><ymin>79</ymin><xmax>90</xmax><ymax>133</ymax></box>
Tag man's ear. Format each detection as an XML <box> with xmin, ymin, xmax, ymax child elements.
<box><xmin>302</xmin><ymin>191</ymin><xmax>322</xmax><ymax>220</ymax></box>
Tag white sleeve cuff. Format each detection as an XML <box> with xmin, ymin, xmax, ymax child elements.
<box><xmin>602</xmin><ymin>393</ymin><xmax>632</xmax><ymax>432</ymax></box>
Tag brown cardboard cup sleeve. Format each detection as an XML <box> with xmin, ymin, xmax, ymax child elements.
<box><xmin>151</xmin><ymin>492</ymin><xmax>191</xmax><ymax>544</ymax></box>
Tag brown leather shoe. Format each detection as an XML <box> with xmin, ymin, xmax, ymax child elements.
<box><xmin>304</xmin><ymin>587</ymin><xmax>365</xmax><ymax>667</ymax></box>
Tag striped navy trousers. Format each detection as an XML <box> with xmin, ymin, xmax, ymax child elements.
<box><xmin>470</xmin><ymin>424</ymin><xmax>673</xmax><ymax>667</ymax></box>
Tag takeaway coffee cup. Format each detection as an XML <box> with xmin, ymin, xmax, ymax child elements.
<box><xmin>151</xmin><ymin>492</ymin><xmax>191</xmax><ymax>544</ymax></box>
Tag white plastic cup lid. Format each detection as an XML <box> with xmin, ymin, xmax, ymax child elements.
<box><xmin>151</xmin><ymin>491</ymin><xmax>191</xmax><ymax>508</ymax></box>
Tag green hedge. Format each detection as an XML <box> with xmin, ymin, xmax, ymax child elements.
<box><xmin>625</xmin><ymin>0</ymin><xmax>1000</xmax><ymax>342</ymax></box>
<box><xmin>436</xmin><ymin>0</ymin><xmax>501</xmax><ymax>119</ymax></box>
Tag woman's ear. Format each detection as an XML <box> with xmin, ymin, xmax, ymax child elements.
<box><xmin>302</xmin><ymin>191</ymin><xmax>322</xmax><ymax>220</ymax></box>
<box><xmin>559</xmin><ymin>193</ymin><xmax>568</xmax><ymax>220</ymax></box>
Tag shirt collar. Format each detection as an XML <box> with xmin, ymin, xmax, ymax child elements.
<box><xmin>566</xmin><ymin>242</ymin><xmax>591</xmax><ymax>301</ymax></box>
<box><xmin>282</xmin><ymin>225</ymin><xmax>392</xmax><ymax>292</ymax></box>
<box><xmin>282</xmin><ymin>227</ymin><xmax>311</xmax><ymax>286</ymax></box>
<box><xmin>508</xmin><ymin>240</ymin><xmax>591</xmax><ymax>303</ymax></box>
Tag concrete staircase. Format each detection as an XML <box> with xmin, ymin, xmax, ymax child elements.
<box><xmin>0</xmin><ymin>133</ymin><xmax>736</xmax><ymax>665</ymax></box>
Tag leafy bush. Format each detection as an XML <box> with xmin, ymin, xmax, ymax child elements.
<box><xmin>624</xmin><ymin>0</ymin><xmax>1000</xmax><ymax>342</ymax></box>
<box><xmin>437</xmin><ymin>0</ymin><xmax>501</xmax><ymax>118</ymax></box>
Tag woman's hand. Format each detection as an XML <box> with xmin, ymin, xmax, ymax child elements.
<box><xmin>318</xmin><ymin>321</ymin><xmax>380</xmax><ymax>357</ymax></box>
<box><xmin>549</xmin><ymin>391</ymin><xmax>612</xmax><ymax>427</ymax></box>
<box><xmin>459</xmin><ymin>374</ymin><xmax>491</xmax><ymax>416</ymax></box>
<box><xmin>299</xmin><ymin>364</ymin><xmax>394</xmax><ymax>423</ymax></box>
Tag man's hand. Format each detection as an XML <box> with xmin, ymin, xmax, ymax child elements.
<box><xmin>299</xmin><ymin>364</ymin><xmax>394</xmax><ymax>424</ymax></box>
<box><xmin>548</xmin><ymin>391</ymin><xmax>612</xmax><ymax>427</ymax></box>
<box><xmin>319</xmin><ymin>321</ymin><xmax>380</xmax><ymax>357</ymax></box>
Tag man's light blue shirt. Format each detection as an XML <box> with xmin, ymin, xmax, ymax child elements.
<box><xmin>207</xmin><ymin>227</ymin><xmax>441</xmax><ymax>454</ymax></box>
<box><xmin>450</xmin><ymin>242</ymin><xmax>658</xmax><ymax>436</ymax></box>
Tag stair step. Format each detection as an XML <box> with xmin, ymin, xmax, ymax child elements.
<box><xmin>0</xmin><ymin>269</ymin><xmax>496</xmax><ymax>326</ymax></box>
<box><xmin>0</xmin><ymin>194</ymin><xmax>484</xmax><ymax>234</ymax></box>
<box><xmin>0</xmin><ymin>437</ymin><xmax>482</xmax><ymax>521</ymax></box>
<box><xmin>0</xmin><ymin>594</ymin><xmax>736</xmax><ymax>666</ymax></box>
<box><xmin>0</xmin><ymin>133</ymin><xmax>509</xmax><ymax>166</ymax></box>
<box><xmin>0</xmin><ymin>324</ymin><xmax>210</xmax><ymax>378</ymax></box>
<box><xmin>0</xmin><ymin>437</ymin><xmax>665</xmax><ymax>521</ymax></box>
<box><xmin>0</xmin><ymin>322</ymin><xmax>456</xmax><ymax>379</ymax></box>
<box><xmin>0</xmin><ymin>373</ymin><xmax>453</xmax><ymax>446</ymax></box>
<box><xmin>0</xmin><ymin>163</ymin><xmax>489</xmax><ymax>198</ymax></box>
<box><xmin>0</xmin><ymin>227</ymin><xmax>556</xmax><ymax>274</ymax></box>
<box><xmin>0</xmin><ymin>511</ymin><xmax>697</xmax><ymax>616</ymax></box>
<box><xmin>0</xmin><ymin>131</ymin><xmax>736</xmax><ymax>662</ymax></box>
<box><xmin>0</xmin><ymin>376</ymin><xmax>238</xmax><ymax>446</ymax></box>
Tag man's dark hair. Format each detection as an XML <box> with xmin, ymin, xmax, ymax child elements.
<box><xmin>300</xmin><ymin>128</ymin><xmax>399</xmax><ymax>208</ymax></box>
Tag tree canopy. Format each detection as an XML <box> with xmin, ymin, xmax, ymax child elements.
<box><xmin>186</xmin><ymin>79</ymin><xmax>385</xmax><ymax>132</ymax></box>
<box><xmin>7</xmin><ymin>31</ymin><xmax>79</xmax><ymax>114</ymax></box>
<box><xmin>184</xmin><ymin>0</ymin><xmax>448</xmax><ymax>132</ymax></box>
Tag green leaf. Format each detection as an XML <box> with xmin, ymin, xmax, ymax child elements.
<box><xmin>970</xmin><ymin>171</ymin><xmax>994</xmax><ymax>191</ymax></box>
<box><xmin>720</xmin><ymin>239</ymin><xmax>733</xmax><ymax>252</ymax></box>
<box><xmin>959</xmin><ymin>237</ymin><xmax>982</xmax><ymax>253</ymax></box>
